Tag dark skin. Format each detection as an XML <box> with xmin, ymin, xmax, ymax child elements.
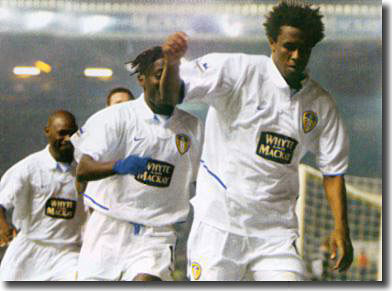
<box><xmin>77</xmin><ymin>58</ymin><xmax>174</xmax><ymax>182</ymax></box>
<box><xmin>268</xmin><ymin>25</ymin><xmax>312</xmax><ymax>90</ymax></box>
<box><xmin>269</xmin><ymin>26</ymin><xmax>353</xmax><ymax>272</ymax></box>
<box><xmin>77</xmin><ymin>61</ymin><xmax>173</xmax><ymax>281</ymax></box>
<box><xmin>45</xmin><ymin>111</ymin><xmax>78</xmax><ymax>164</ymax></box>
<box><xmin>161</xmin><ymin>31</ymin><xmax>353</xmax><ymax>273</ymax></box>
<box><xmin>0</xmin><ymin>111</ymin><xmax>78</xmax><ymax>247</ymax></box>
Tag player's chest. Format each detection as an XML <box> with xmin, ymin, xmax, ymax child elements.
<box><xmin>125</xmin><ymin>118</ymin><xmax>194</xmax><ymax>160</ymax></box>
<box><xmin>30</xmin><ymin>169</ymin><xmax>79</xmax><ymax>219</ymax></box>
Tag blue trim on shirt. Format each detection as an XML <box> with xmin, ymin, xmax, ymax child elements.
<box><xmin>200</xmin><ymin>160</ymin><xmax>227</xmax><ymax>190</ymax></box>
<box><xmin>128</xmin><ymin>222</ymin><xmax>143</xmax><ymax>235</ymax></box>
<box><xmin>82</xmin><ymin>193</ymin><xmax>109</xmax><ymax>211</ymax></box>
<box><xmin>323</xmin><ymin>173</ymin><xmax>345</xmax><ymax>177</ymax></box>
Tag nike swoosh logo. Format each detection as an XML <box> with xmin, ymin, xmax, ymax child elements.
<box><xmin>133</xmin><ymin>137</ymin><xmax>145</xmax><ymax>142</ymax></box>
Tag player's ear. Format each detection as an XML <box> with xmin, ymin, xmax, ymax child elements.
<box><xmin>268</xmin><ymin>37</ymin><xmax>276</xmax><ymax>52</ymax></box>
<box><xmin>44</xmin><ymin>126</ymin><xmax>50</xmax><ymax>138</ymax></box>
<box><xmin>137</xmin><ymin>74</ymin><xmax>145</xmax><ymax>88</ymax></box>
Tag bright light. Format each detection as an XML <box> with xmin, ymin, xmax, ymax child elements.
<box><xmin>220</xmin><ymin>16</ymin><xmax>243</xmax><ymax>38</ymax></box>
<box><xmin>13</xmin><ymin>66</ymin><xmax>41</xmax><ymax>76</ymax></box>
<box><xmin>25</xmin><ymin>11</ymin><xmax>55</xmax><ymax>30</ymax></box>
<box><xmin>80</xmin><ymin>15</ymin><xmax>112</xmax><ymax>33</ymax></box>
<box><xmin>0</xmin><ymin>7</ymin><xmax>12</xmax><ymax>20</ymax></box>
<box><xmin>84</xmin><ymin>68</ymin><xmax>113</xmax><ymax>78</ymax></box>
<box><xmin>35</xmin><ymin>60</ymin><xmax>52</xmax><ymax>73</ymax></box>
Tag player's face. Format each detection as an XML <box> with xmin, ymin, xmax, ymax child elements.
<box><xmin>45</xmin><ymin>116</ymin><xmax>77</xmax><ymax>162</ymax></box>
<box><xmin>108</xmin><ymin>92</ymin><xmax>132</xmax><ymax>106</ymax></box>
<box><xmin>269</xmin><ymin>25</ymin><xmax>312</xmax><ymax>84</ymax></box>
<box><xmin>143</xmin><ymin>58</ymin><xmax>173</xmax><ymax>114</ymax></box>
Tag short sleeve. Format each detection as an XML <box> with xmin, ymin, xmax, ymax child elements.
<box><xmin>75</xmin><ymin>107</ymin><xmax>125</xmax><ymax>162</ymax></box>
<box><xmin>0</xmin><ymin>162</ymin><xmax>29</xmax><ymax>211</ymax></box>
<box><xmin>315</xmin><ymin>100</ymin><xmax>349</xmax><ymax>175</ymax></box>
<box><xmin>180</xmin><ymin>53</ymin><xmax>243</xmax><ymax>108</ymax></box>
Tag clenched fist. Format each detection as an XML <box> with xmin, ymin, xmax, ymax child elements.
<box><xmin>162</xmin><ymin>32</ymin><xmax>188</xmax><ymax>66</ymax></box>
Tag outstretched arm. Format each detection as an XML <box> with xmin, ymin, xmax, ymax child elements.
<box><xmin>323</xmin><ymin>175</ymin><xmax>354</xmax><ymax>272</ymax></box>
<box><xmin>160</xmin><ymin>32</ymin><xmax>188</xmax><ymax>106</ymax></box>
<box><xmin>76</xmin><ymin>154</ymin><xmax>149</xmax><ymax>183</ymax></box>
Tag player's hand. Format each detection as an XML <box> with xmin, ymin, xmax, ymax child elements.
<box><xmin>162</xmin><ymin>32</ymin><xmax>188</xmax><ymax>66</ymax></box>
<box><xmin>0</xmin><ymin>225</ymin><xmax>16</xmax><ymax>247</ymax></box>
<box><xmin>113</xmin><ymin>155</ymin><xmax>149</xmax><ymax>175</ymax></box>
<box><xmin>75</xmin><ymin>180</ymin><xmax>87</xmax><ymax>194</ymax></box>
<box><xmin>329</xmin><ymin>228</ymin><xmax>354</xmax><ymax>272</ymax></box>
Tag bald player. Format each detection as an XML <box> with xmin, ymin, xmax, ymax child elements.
<box><xmin>0</xmin><ymin>110</ymin><xmax>87</xmax><ymax>281</ymax></box>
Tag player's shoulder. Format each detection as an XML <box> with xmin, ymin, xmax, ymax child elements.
<box><xmin>304</xmin><ymin>79</ymin><xmax>339</xmax><ymax>116</ymax></box>
<box><xmin>307</xmin><ymin>79</ymin><xmax>336</xmax><ymax>105</ymax></box>
<box><xmin>85</xmin><ymin>98</ymin><xmax>135</xmax><ymax>126</ymax></box>
<box><xmin>200</xmin><ymin>52</ymin><xmax>268</xmax><ymax>67</ymax></box>
<box><xmin>2</xmin><ymin>148</ymin><xmax>45</xmax><ymax>179</ymax></box>
<box><xmin>173</xmin><ymin>107</ymin><xmax>203</xmax><ymax>138</ymax></box>
<box><xmin>174</xmin><ymin>107</ymin><xmax>201</xmax><ymax>125</ymax></box>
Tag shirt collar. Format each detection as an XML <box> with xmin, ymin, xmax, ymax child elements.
<box><xmin>267</xmin><ymin>56</ymin><xmax>310</xmax><ymax>92</ymax></box>
<box><xmin>136</xmin><ymin>94</ymin><xmax>171</xmax><ymax>124</ymax></box>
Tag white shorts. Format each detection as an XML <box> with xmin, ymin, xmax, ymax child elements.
<box><xmin>187</xmin><ymin>219</ymin><xmax>305</xmax><ymax>281</ymax></box>
<box><xmin>0</xmin><ymin>234</ymin><xmax>79</xmax><ymax>281</ymax></box>
<box><xmin>77</xmin><ymin>211</ymin><xmax>176</xmax><ymax>281</ymax></box>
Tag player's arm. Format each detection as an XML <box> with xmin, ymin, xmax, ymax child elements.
<box><xmin>76</xmin><ymin>154</ymin><xmax>149</xmax><ymax>183</ymax></box>
<box><xmin>160</xmin><ymin>32</ymin><xmax>188</xmax><ymax>106</ymax></box>
<box><xmin>323</xmin><ymin>175</ymin><xmax>354</xmax><ymax>272</ymax></box>
<box><xmin>0</xmin><ymin>206</ymin><xmax>16</xmax><ymax>247</ymax></box>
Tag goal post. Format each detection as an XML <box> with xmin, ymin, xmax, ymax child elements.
<box><xmin>296</xmin><ymin>164</ymin><xmax>382</xmax><ymax>281</ymax></box>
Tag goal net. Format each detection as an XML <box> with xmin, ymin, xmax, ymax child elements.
<box><xmin>296</xmin><ymin>164</ymin><xmax>382</xmax><ymax>281</ymax></box>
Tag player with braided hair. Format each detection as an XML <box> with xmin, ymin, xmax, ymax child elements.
<box><xmin>161</xmin><ymin>0</ymin><xmax>353</xmax><ymax>281</ymax></box>
<box><xmin>73</xmin><ymin>46</ymin><xmax>203</xmax><ymax>281</ymax></box>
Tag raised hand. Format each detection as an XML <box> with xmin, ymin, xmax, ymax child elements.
<box><xmin>162</xmin><ymin>32</ymin><xmax>188</xmax><ymax>66</ymax></box>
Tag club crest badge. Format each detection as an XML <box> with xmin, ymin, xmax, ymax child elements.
<box><xmin>191</xmin><ymin>262</ymin><xmax>202</xmax><ymax>280</ymax></box>
<box><xmin>302</xmin><ymin>111</ymin><xmax>318</xmax><ymax>133</ymax></box>
<box><xmin>175</xmin><ymin>134</ymin><xmax>191</xmax><ymax>155</ymax></box>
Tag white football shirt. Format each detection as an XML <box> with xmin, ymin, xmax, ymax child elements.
<box><xmin>73</xmin><ymin>96</ymin><xmax>203</xmax><ymax>226</ymax></box>
<box><xmin>0</xmin><ymin>145</ymin><xmax>86</xmax><ymax>245</ymax></box>
<box><xmin>180</xmin><ymin>53</ymin><xmax>349</xmax><ymax>237</ymax></box>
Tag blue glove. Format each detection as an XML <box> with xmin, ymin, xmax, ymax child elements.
<box><xmin>113</xmin><ymin>155</ymin><xmax>149</xmax><ymax>175</ymax></box>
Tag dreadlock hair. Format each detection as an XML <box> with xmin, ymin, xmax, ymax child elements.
<box><xmin>125</xmin><ymin>46</ymin><xmax>163</xmax><ymax>77</ymax></box>
<box><xmin>264</xmin><ymin>0</ymin><xmax>325</xmax><ymax>48</ymax></box>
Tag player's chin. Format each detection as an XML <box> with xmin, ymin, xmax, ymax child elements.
<box><xmin>59</xmin><ymin>147</ymin><xmax>74</xmax><ymax>158</ymax></box>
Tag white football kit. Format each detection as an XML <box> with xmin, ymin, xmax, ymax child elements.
<box><xmin>180</xmin><ymin>53</ymin><xmax>349</xmax><ymax>281</ymax></box>
<box><xmin>72</xmin><ymin>96</ymin><xmax>203</xmax><ymax>280</ymax></box>
<box><xmin>0</xmin><ymin>146</ymin><xmax>86</xmax><ymax>281</ymax></box>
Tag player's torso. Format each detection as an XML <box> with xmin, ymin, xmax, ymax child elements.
<box><xmin>23</xmin><ymin>154</ymin><xmax>85</xmax><ymax>244</ymax></box>
<box><xmin>203</xmin><ymin>71</ymin><xmax>323</xmax><ymax>200</ymax></box>
<box><xmin>86</xmin><ymin>106</ymin><xmax>201</xmax><ymax>225</ymax></box>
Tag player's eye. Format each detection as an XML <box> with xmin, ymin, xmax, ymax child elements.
<box><xmin>284</xmin><ymin>43</ymin><xmax>296</xmax><ymax>51</ymax></box>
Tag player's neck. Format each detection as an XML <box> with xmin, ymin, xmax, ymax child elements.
<box><xmin>49</xmin><ymin>146</ymin><xmax>73</xmax><ymax>164</ymax></box>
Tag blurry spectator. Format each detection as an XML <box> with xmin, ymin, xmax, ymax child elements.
<box><xmin>106</xmin><ymin>87</ymin><xmax>135</xmax><ymax>106</ymax></box>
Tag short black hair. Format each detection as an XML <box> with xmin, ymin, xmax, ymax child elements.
<box><xmin>106</xmin><ymin>87</ymin><xmax>134</xmax><ymax>105</ymax></box>
<box><xmin>47</xmin><ymin>110</ymin><xmax>76</xmax><ymax>128</ymax></box>
<box><xmin>125</xmin><ymin>46</ymin><xmax>163</xmax><ymax>77</ymax></box>
<box><xmin>264</xmin><ymin>0</ymin><xmax>325</xmax><ymax>47</ymax></box>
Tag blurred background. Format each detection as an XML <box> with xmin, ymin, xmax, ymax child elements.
<box><xmin>0</xmin><ymin>0</ymin><xmax>382</xmax><ymax>281</ymax></box>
